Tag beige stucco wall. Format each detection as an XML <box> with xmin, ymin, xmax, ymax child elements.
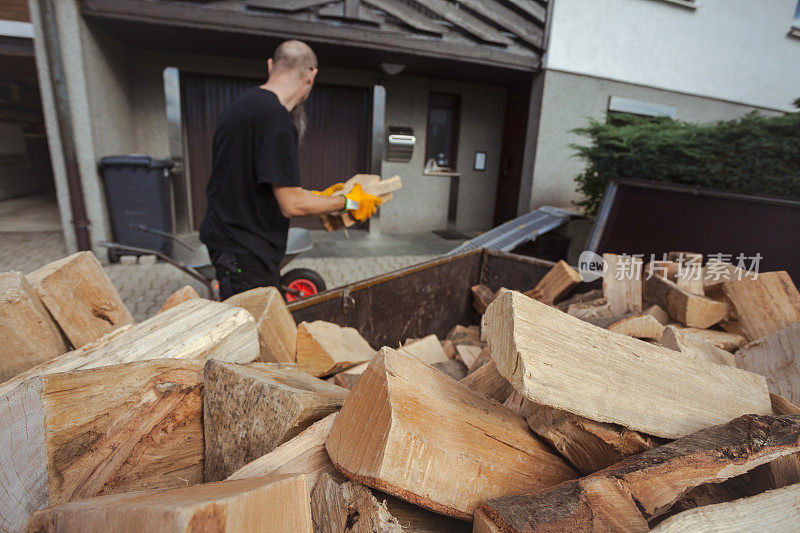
<box><xmin>380</xmin><ymin>76</ymin><xmax>506</xmax><ymax>234</ymax></box>
<box><xmin>528</xmin><ymin>69</ymin><xmax>784</xmax><ymax>211</ymax></box>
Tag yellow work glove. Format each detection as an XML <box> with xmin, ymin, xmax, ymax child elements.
<box><xmin>312</xmin><ymin>182</ymin><xmax>345</xmax><ymax>196</ymax></box>
<box><xmin>343</xmin><ymin>183</ymin><xmax>383</xmax><ymax>221</ymax></box>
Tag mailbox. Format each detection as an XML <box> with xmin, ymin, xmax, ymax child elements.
<box><xmin>386</xmin><ymin>127</ymin><xmax>415</xmax><ymax>162</ymax></box>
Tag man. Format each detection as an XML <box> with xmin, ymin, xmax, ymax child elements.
<box><xmin>200</xmin><ymin>40</ymin><xmax>381</xmax><ymax>299</ymax></box>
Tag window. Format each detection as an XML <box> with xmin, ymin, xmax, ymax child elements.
<box><xmin>425</xmin><ymin>92</ymin><xmax>460</xmax><ymax>172</ymax></box>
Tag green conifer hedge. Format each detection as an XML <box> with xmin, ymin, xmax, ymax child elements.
<box><xmin>572</xmin><ymin>99</ymin><xmax>800</xmax><ymax>216</ymax></box>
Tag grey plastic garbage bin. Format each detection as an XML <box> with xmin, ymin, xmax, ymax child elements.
<box><xmin>99</xmin><ymin>155</ymin><xmax>174</xmax><ymax>261</ymax></box>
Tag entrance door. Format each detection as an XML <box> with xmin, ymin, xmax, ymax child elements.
<box><xmin>181</xmin><ymin>73</ymin><xmax>371</xmax><ymax>230</ymax></box>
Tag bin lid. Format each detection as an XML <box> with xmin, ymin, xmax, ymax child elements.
<box><xmin>99</xmin><ymin>155</ymin><xmax>174</xmax><ymax>169</ymax></box>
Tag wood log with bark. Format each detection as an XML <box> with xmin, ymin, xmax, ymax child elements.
<box><xmin>325</xmin><ymin>347</ymin><xmax>576</xmax><ymax>520</ymax></box>
<box><xmin>228</xmin><ymin>413</ymin><xmax>343</xmax><ymax>491</ymax></box>
<box><xmin>26</xmin><ymin>251</ymin><xmax>134</xmax><ymax>348</ymax></box>
<box><xmin>721</xmin><ymin>271</ymin><xmax>800</xmax><ymax>341</ymax></box>
<box><xmin>225</xmin><ymin>286</ymin><xmax>297</xmax><ymax>363</ymax></box>
<box><xmin>0</xmin><ymin>360</ymin><xmax>204</xmax><ymax>533</ymax></box>
<box><xmin>483</xmin><ymin>291</ymin><xmax>770</xmax><ymax>439</ymax></box>
<box><xmin>736</xmin><ymin>322</ymin><xmax>800</xmax><ymax>405</ymax></box>
<box><xmin>204</xmin><ymin>360</ymin><xmax>348</xmax><ymax>481</ymax></box>
<box><xmin>0</xmin><ymin>271</ymin><xmax>68</xmax><ymax>382</ymax></box>
<box><xmin>475</xmin><ymin>414</ymin><xmax>800</xmax><ymax>533</ymax></box>
<box><xmin>0</xmin><ymin>298</ymin><xmax>259</xmax><ymax>396</ymax></box>
<box><xmin>311</xmin><ymin>473</ymin><xmax>401</xmax><ymax>533</ymax></box>
<box><xmin>644</xmin><ymin>274</ymin><xmax>728</xmax><ymax>328</ymax></box>
<box><xmin>678</xmin><ymin>327</ymin><xmax>746</xmax><ymax>351</ymax></box>
<box><xmin>26</xmin><ymin>475</ymin><xmax>313</xmax><ymax>533</ymax></box>
<box><xmin>651</xmin><ymin>483</ymin><xmax>800</xmax><ymax>533</ymax></box>
<box><xmin>296</xmin><ymin>321</ymin><xmax>376</xmax><ymax>377</ymax></box>
<box><xmin>567</xmin><ymin>297</ymin><xmax>613</xmax><ymax>321</ymax></box>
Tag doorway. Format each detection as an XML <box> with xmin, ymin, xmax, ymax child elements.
<box><xmin>181</xmin><ymin>74</ymin><xmax>371</xmax><ymax>230</ymax></box>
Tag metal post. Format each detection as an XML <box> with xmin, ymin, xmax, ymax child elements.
<box><xmin>163</xmin><ymin>67</ymin><xmax>192</xmax><ymax>234</ymax></box>
<box><xmin>368</xmin><ymin>83</ymin><xmax>386</xmax><ymax>235</ymax></box>
<box><xmin>38</xmin><ymin>0</ymin><xmax>91</xmax><ymax>250</ymax></box>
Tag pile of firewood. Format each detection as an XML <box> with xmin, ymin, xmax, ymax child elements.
<box><xmin>1</xmin><ymin>250</ymin><xmax>799</xmax><ymax>532</ymax></box>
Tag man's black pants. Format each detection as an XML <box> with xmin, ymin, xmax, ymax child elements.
<box><xmin>209</xmin><ymin>250</ymin><xmax>280</xmax><ymax>300</ymax></box>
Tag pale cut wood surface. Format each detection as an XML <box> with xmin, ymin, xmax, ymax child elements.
<box><xmin>679</xmin><ymin>327</ymin><xmax>746</xmax><ymax>351</ymax></box>
<box><xmin>204</xmin><ymin>360</ymin><xmax>347</xmax><ymax>481</ymax></box>
<box><xmin>455</xmin><ymin>344</ymin><xmax>482</xmax><ymax>369</ymax></box>
<box><xmin>460</xmin><ymin>360</ymin><xmax>513</xmax><ymax>403</ymax></box>
<box><xmin>157</xmin><ymin>284</ymin><xmax>199</xmax><ymax>314</ymax></box>
<box><xmin>483</xmin><ymin>291</ymin><xmax>770</xmax><ymax>439</ymax></box>
<box><xmin>0</xmin><ymin>298</ymin><xmax>258</xmax><ymax>396</ymax></box>
<box><xmin>398</xmin><ymin>334</ymin><xmax>449</xmax><ymax>365</ymax></box>
<box><xmin>567</xmin><ymin>297</ymin><xmax>613</xmax><ymax>321</ymax></box>
<box><xmin>26</xmin><ymin>251</ymin><xmax>133</xmax><ymax>348</ymax></box>
<box><xmin>311</xmin><ymin>473</ymin><xmax>401</xmax><ymax>533</ymax></box>
<box><xmin>477</xmin><ymin>414</ymin><xmax>800</xmax><ymax>533</ymax></box>
<box><xmin>325</xmin><ymin>347</ymin><xmax>576</xmax><ymax>520</ymax></box>
<box><xmin>225</xmin><ymin>286</ymin><xmax>297</xmax><ymax>363</ymax></box>
<box><xmin>644</xmin><ymin>274</ymin><xmax>728</xmax><ymax>328</ymax></box>
<box><xmin>228</xmin><ymin>413</ymin><xmax>343</xmax><ymax>491</ymax></box>
<box><xmin>589</xmin><ymin>313</ymin><xmax>665</xmax><ymax>339</ymax></box>
<box><xmin>527</xmin><ymin>260</ymin><xmax>581</xmax><ymax>305</ymax></box>
<box><xmin>643</xmin><ymin>304</ymin><xmax>672</xmax><ymax>325</ymax></box>
<box><xmin>296</xmin><ymin>321</ymin><xmax>376</xmax><ymax>377</ymax></box>
<box><xmin>26</xmin><ymin>474</ymin><xmax>313</xmax><ymax>533</ymax></box>
<box><xmin>0</xmin><ymin>360</ymin><xmax>204</xmax><ymax>533</ymax></box>
<box><xmin>651</xmin><ymin>483</ymin><xmax>800</xmax><ymax>533</ymax></box>
<box><xmin>331</xmin><ymin>361</ymin><xmax>369</xmax><ymax>389</ymax></box>
<box><xmin>658</xmin><ymin>325</ymin><xmax>737</xmax><ymax>367</ymax></box>
<box><xmin>736</xmin><ymin>322</ymin><xmax>800</xmax><ymax>405</ymax></box>
<box><xmin>722</xmin><ymin>271</ymin><xmax>800</xmax><ymax>341</ymax></box>
<box><xmin>602</xmin><ymin>253</ymin><xmax>643</xmax><ymax>315</ymax></box>
<box><xmin>0</xmin><ymin>271</ymin><xmax>68</xmax><ymax>382</ymax></box>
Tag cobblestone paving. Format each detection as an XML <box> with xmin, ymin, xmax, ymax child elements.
<box><xmin>0</xmin><ymin>232</ymin><xmax>436</xmax><ymax>321</ymax></box>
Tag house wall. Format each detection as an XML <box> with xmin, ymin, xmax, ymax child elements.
<box><xmin>0</xmin><ymin>122</ymin><xmax>29</xmax><ymax>200</ymax></box>
<box><xmin>29</xmin><ymin>0</ymin><xmax>119</xmax><ymax>254</ymax></box>
<box><xmin>528</xmin><ymin>69</ymin><xmax>783</xmax><ymax>209</ymax></box>
<box><xmin>380</xmin><ymin>76</ymin><xmax>506</xmax><ymax>233</ymax></box>
<box><xmin>546</xmin><ymin>0</ymin><xmax>800</xmax><ymax>112</ymax></box>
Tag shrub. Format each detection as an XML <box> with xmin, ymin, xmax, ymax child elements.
<box><xmin>571</xmin><ymin>101</ymin><xmax>800</xmax><ymax>216</ymax></box>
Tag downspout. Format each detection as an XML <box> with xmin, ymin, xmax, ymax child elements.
<box><xmin>38</xmin><ymin>0</ymin><xmax>91</xmax><ymax>251</ymax></box>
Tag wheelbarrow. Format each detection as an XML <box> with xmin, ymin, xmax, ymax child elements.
<box><xmin>99</xmin><ymin>226</ymin><xmax>326</xmax><ymax>302</ymax></box>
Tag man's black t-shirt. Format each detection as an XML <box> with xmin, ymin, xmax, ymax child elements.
<box><xmin>199</xmin><ymin>88</ymin><xmax>300</xmax><ymax>270</ymax></box>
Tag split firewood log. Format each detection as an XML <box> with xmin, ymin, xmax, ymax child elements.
<box><xmin>325</xmin><ymin>347</ymin><xmax>576</xmax><ymax>520</ymax></box>
<box><xmin>1</xmin><ymin>360</ymin><xmax>204</xmax><ymax>533</ymax></box>
<box><xmin>157</xmin><ymin>285</ymin><xmax>199</xmax><ymax>314</ymax></box>
<box><xmin>26</xmin><ymin>251</ymin><xmax>133</xmax><ymax>348</ymax></box>
<box><xmin>721</xmin><ymin>271</ymin><xmax>800</xmax><ymax>341</ymax></box>
<box><xmin>204</xmin><ymin>360</ymin><xmax>347</xmax><ymax>481</ymax></box>
<box><xmin>644</xmin><ymin>274</ymin><xmax>728</xmax><ymax>328</ymax></box>
<box><xmin>658</xmin><ymin>325</ymin><xmax>737</xmax><ymax>367</ymax></box>
<box><xmin>296</xmin><ymin>320</ymin><xmax>376</xmax><ymax>377</ymax></box>
<box><xmin>0</xmin><ymin>271</ymin><xmax>68</xmax><ymax>381</ymax></box>
<box><xmin>483</xmin><ymin>291</ymin><xmax>770</xmax><ymax>439</ymax></box>
<box><xmin>602</xmin><ymin>253</ymin><xmax>643</xmax><ymax>315</ymax></box>
<box><xmin>736</xmin><ymin>322</ymin><xmax>800</xmax><ymax>404</ymax></box>
<box><xmin>26</xmin><ymin>475</ymin><xmax>312</xmax><ymax>533</ymax></box>
<box><xmin>475</xmin><ymin>414</ymin><xmax>800</xmax><ymax>532</ymax></box>
<box><xmin>0</xmin><ymin>298</ymin><xmax>258</xmax><ymax>397</ymax></box>
<box><xmin>225</xmin><ymin>286</ymin><xmax>297</xmax><ymax>363</ymax></box>
<box><xmin>524</xmin><ymin>260</ymin><xmax>581</xmax><ymax>305</ymax></box>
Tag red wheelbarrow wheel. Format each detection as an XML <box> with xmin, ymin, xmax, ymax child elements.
<box><xmin>280</xmin><ymin>268</ymin><xmax>327</xmax><ymax>302</ymax></box>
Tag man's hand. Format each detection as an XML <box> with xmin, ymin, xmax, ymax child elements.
<box><xmin>344</xmin><ymin>184</ymin><xmax>383</xmax><ymax>221</ymax></box>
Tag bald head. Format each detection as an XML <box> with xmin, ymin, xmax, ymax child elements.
<box><xmin>271</xmin><ymin>40</ymin><xmax>318</xmax><ymax>78</ymax></box>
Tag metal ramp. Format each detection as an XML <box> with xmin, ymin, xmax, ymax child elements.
<box><xmin>447</xmin><ymin>206</ymin><xmax>575</xmax><ymax>255</ymax></box>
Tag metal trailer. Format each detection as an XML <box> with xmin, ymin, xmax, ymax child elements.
<box><xmin>287</xmin><ymin>248</ymin><xmax>584</xmax><ymax>349</ymax></box>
